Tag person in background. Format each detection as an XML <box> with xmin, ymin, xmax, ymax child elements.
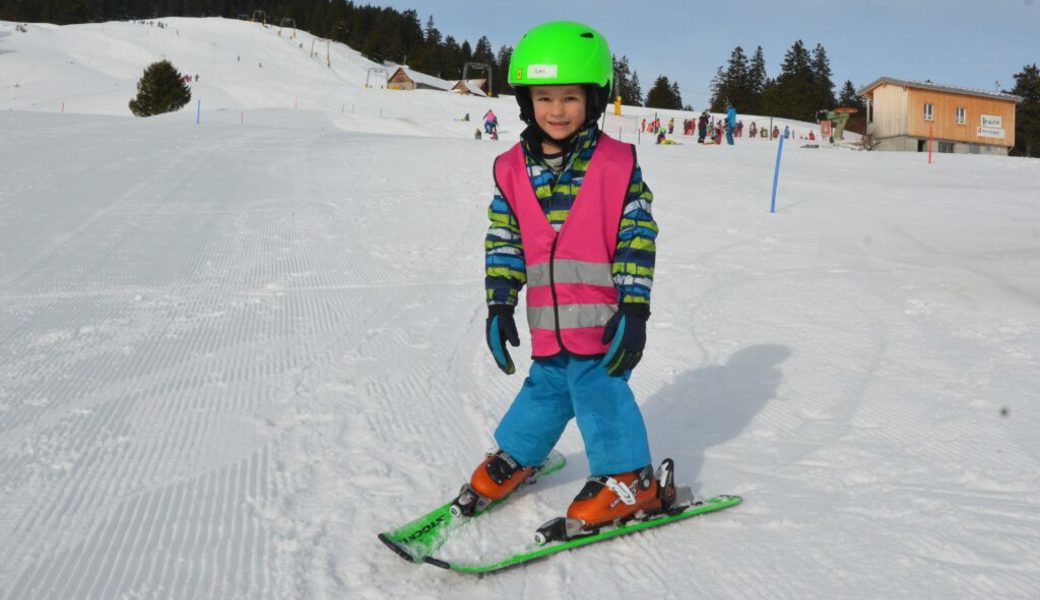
<box><xmin>697</xmin><ymin>111</ymin><xmax>709</xmax><ymax>143</ymax></box>
<box><xmin>725</xmin><ymin>104</ymin><xmax>737</xmax><ymax>145</ymax></box>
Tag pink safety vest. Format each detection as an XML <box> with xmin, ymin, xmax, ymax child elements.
<box><xmin>493</xmin><ymin>134</ymin><xmax>634</xmax><ymax>357</ymax></box>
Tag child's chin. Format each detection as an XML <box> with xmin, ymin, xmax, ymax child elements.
<box><xmin>547</xmin><ymin>130</ymin><xmax>576</xmax><ymax>141</ymax></box>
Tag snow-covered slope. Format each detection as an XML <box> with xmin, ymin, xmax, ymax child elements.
<box><xmin>1</xmin><ymin>17</ymin><xmax>1038</xmax><ymax>600</ymax></box>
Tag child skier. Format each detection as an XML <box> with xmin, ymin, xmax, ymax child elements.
<box><xmin>455</xmin><ymin>21</ymin><xmax>673</xmax><ymax>533</ymax></box>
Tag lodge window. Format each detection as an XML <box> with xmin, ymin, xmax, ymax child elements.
<box><xmin>923</xmin><ymin>103</ymin><xmax>934</xmax><ymax>121</ymax></box>
<box><xmin>938</xmin><ymin>141</ymin><xmax>954</xmax><ymax>153</ymax></box>
<box><xmin>956</xmin><ymin>107</ymin><xmax>966</xmax><ymax>125</ymax></box>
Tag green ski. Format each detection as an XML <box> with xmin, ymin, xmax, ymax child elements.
<box><xmin>377</xmin><ymin>450</ymin><xmax>566</xmax><ymax>562</ymax></box>
<box><xmin>424</xmin><ymin>494</ymin><xmax>742</xmax><ymax>574</ymax></box>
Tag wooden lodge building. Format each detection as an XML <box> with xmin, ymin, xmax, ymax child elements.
<box><xmin>386</xmin><ymin>66</ymin><xmax>488</xmax><ymax>96</ymax></box>
<box><xmin>386</xmin><ymin>66</ymin><xmax>452</xmax><ymax>92</ymax></box>
<box><xmin>857</xmin><ymin>77</ymin><xmax>1022</xmax><ymax>155</ymax></box>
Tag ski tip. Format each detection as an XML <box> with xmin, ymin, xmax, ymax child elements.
<box><xmin>423</xmin><ymin>556</ymin><xmax>451</xmax><ymax>570</ymax></box>
<box><xmin>377</xmin><ymin>533</ymin><xmax>419</xmax><ymax>564</ymax></box>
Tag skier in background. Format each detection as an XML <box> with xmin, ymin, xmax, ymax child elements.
<box><xmin>457</xmin><ymin>20</ymin><xmax>672</xmax><ymax>532</ymax></box>
<box><xmin>483</xmin><ymin>109</ymin><xmax>498</xmax><ymax>134</ymax></box>
<box><xmin>697</xmin><ymin>111</ymin><xmax>709</xmax><ymax>143</ymax></box>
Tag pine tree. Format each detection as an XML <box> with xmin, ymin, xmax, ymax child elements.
<box><xmin>459</xmin><ymin>40</ymin><xmax>473</xmax><ymax>67</ymax></box>
<box><xmin>493</xmin><ymin>44</ymin><xmax>512</xmax><ymax>96</ymax></box>
<box><xmin>764</xmin><ymin>40</ymin><xmax>816</xmax><ymax>121</ymax></box>
<box><xmin>472</xmin><ymin>35</ymin><xmax>494</xmax><ymax>66</ymax></box>
<box><xmin>709</xmin><ymin>65</ymin><xmax>727</xmax><ymax>111</ymax></box>
<box><xmin>128</xmin><ymin>60</ymin><xmax>191</xmax><ymax>116</ymax></box>
<box><xmin>1008</xmin><ymin>64</ymin><xmax>1040</xmax><ymax>157</ymax></box>
<box><xmin>670</xmin><ymin>80</ymin><xmax>684</xmax><ymax>109</ymax></box>
<box><xmin>645</xmin><ymin>75</ymin><xmax>681</xmax><ymax>109</ymax></box>
<box><xmin>710</xmin><ymin>46</ymin><xmax>749</xmax><ymax>112</ymax></box>
<box><xmin>838</xmin><ymin>80</ymin><xmax>865</xmax><ymax>111</ymax></box>
<box><xmin>810</xmin><ymin>43</ymin><xmax>836</xmax><ymax>111</ymax></box>
<box><xmin>420</xmin><ymin>15</ymin><xmax>443</xmax><ymax>74</ymax></box>
<box><xmin>441</xmin><ymin>35</ymin><xmax>461</xmax><ymax>79</ymax></box>
<box><xmin>613</xmin><ymin>55</ymin><xmax>642</xmax><ymax>105</ymax></box>
<box><xmin>747</xmin><ymin>46</ymin><xmax>768</xmax><ymax>114</ymax></box>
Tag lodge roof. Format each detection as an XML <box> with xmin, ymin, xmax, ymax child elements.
<box><xmin>857</xmin><ymin>77</ymin><xmax>1023</xmax><ymax>103</ymax></box>
<box><xmin>451</xmin><ymin>79</ymin><xmax>488</xmax><ymax>96</ymax></box>
<box><xmin>389</xmin><ymin>66</ymin><xmax>452</xmax><ymax>91</ymax></box>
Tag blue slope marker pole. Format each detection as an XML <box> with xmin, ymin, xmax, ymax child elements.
<box><xmin>770</xmin><ymin>134</ymin><xmax>785</xmax><ymax>213</ymax></box>
<box><xmin>196</xmin><ymin>99</ymin><xmax>201</xmax><ymax>125</ymax></box>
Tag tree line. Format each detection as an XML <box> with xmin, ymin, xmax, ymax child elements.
<box><xmin>708</xmin><ymin>41</ymin><xmax>863</xmax><ymax>122</ymax></box>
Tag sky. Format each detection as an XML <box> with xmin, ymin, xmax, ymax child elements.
<box><xmin>370</xmin><ymin>0</ymin><xmax>1040</xmax><ymax>110</ymax></box>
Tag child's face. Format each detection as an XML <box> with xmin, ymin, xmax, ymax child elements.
<box><xmin>530</xmin><ymin>85</ymin><xmax>587</xmax><ymax>144</ymax></box>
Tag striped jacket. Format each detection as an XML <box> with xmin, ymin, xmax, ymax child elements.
<box><xmin>485</xmin><ymin>126</ymin><xmax>658</xmax><ymax>309</ymax></box>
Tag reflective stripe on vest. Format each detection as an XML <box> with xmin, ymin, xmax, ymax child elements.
<box><xmin>493</xmin><ymin>133</ymin><xmax>634</xmax><ymax>357</ymax></box>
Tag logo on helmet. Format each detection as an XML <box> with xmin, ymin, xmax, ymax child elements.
<box><xmin>527</xmin><ymin>64</ymin><xmax>558</xmax><ymax>79</ymax></box>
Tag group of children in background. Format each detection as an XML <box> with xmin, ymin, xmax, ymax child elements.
<box><xmin>473</xmin><ymin>107</ymin><xmax>816</xmax><ymax>145</ymax></box>
<box><xmin>642</xmin><ymin>111</ymin><xmax>813</xmax><ymax>145</ymax></box>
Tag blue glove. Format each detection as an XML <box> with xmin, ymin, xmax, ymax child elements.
<box><xmin>486</xmin><ymin>305</ymin><xmax>520</xmax><ymax>375</ymax></box>
<box><xmin>600</xmin><ymin>304</ymin><xmax>650</xmax><ymax>376</ymax></box>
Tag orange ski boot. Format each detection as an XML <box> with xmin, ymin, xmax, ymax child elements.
<box><xmin>566</xmin><ymin>459</ymin><xmax>678</xmax><ymax>530</ymax></box>
<box><xmin>451</xmin><ymin>449</ymin><xmax>535</xmax><ymax>517</ymax></box>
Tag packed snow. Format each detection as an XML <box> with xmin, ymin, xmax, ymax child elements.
<box><xmin>1</xmin><ymin>17</ymin><xmax>1038</xmax><ymax>600</ymax></box>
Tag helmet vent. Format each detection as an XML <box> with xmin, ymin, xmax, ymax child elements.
<box><xmin>580</xmin><ymin>32</ymin><xmax>594</xmax><ymax>38</ymax></box>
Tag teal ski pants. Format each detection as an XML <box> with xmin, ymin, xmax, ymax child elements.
<box><xmin>494</xmin><ymin>354</ymin><xmax>652</xmax><ymax>476</ymax></box>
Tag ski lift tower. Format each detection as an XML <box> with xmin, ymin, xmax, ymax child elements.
<box><xmin>462</xmin><ymin>62</ymin><xmax>493</xmax><ymax>97</ymax></box>
<box><xmin>366</xmin><ymin>67</ymin><xmax>388</xmax><ymax>89</ymax></box>
<box><xmin>280</xmin><ymin>17</ymin><xmax>297</xmax><ymax>38</ymax></box>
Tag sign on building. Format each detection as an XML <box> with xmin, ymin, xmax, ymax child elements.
<box><xmin>980</xmin><ymin>114</ymin><xmax>1003</xmax><ymax>128</ymax></box>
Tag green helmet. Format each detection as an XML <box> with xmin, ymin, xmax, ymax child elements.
<box><xmin>508</xmin><ymin>21</ymin><xmax>614</xmax><ymax>128</ymax></box>
<box><xmin>508</xmin><ymin>21</ymin><xmax>613</xmax><ymax>90</ymax></box>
